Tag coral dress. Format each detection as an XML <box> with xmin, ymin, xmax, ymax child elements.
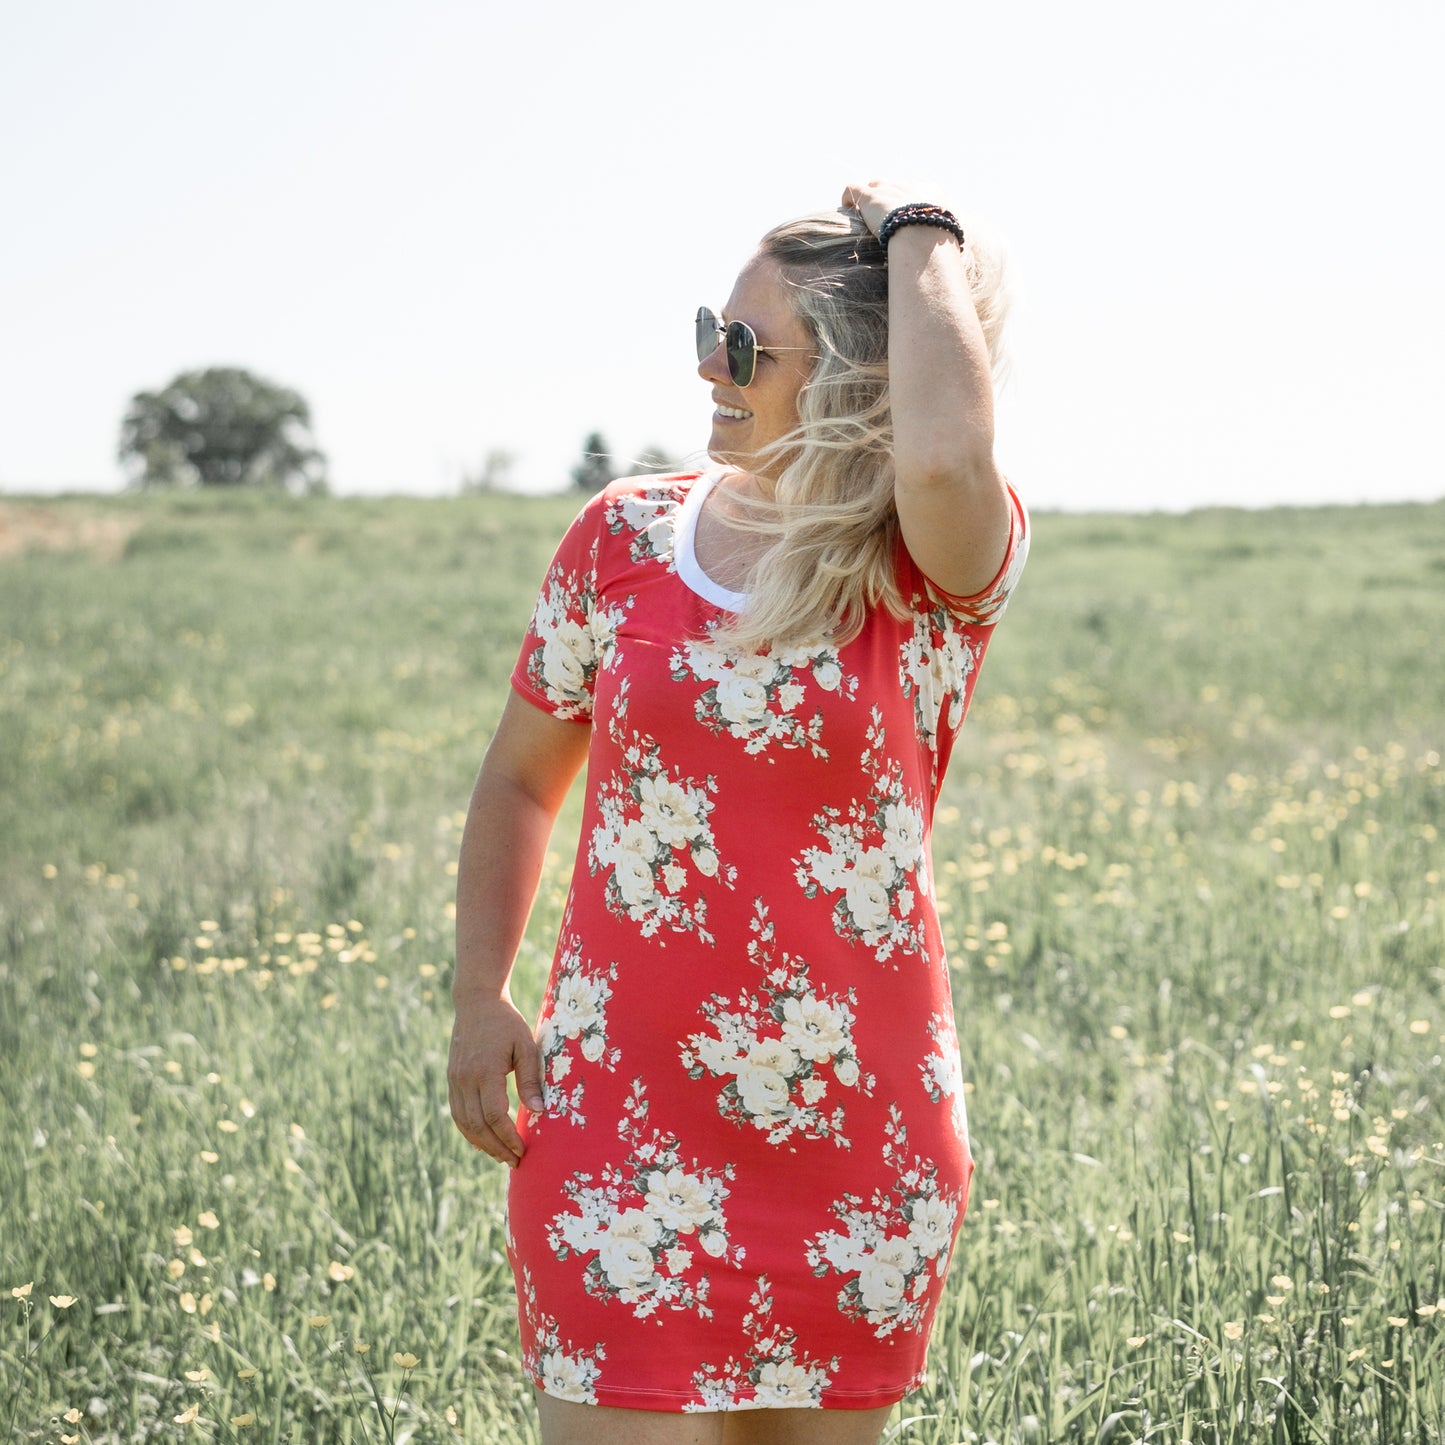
<box><xmin>505</xmin><ymin>472</ymin><xmax>1028</xmax><ymax>1411</ymax></box>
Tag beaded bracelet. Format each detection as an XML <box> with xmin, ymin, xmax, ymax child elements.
<box><xmin>876</xmin><ymin>202</ymin><xmax>966</xmax><ymax>254</ymax></box>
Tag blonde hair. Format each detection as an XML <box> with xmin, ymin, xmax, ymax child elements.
<box><xmin>714</xmin><ymin>207</ymin><xmax>1011</xmax><ymax>652</ymax></box>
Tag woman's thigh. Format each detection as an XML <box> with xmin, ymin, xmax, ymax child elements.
<box><xmin>534</xmin><ymin>1392</ymin><xmax>884</xmax><ymax>1445</ymax></box>
<box><xmin>723</xmin><ymin>1405</ymin><xmax>891</xmax><ymax>1445</ymax></box>
<box><xmin>533</xmin><ymin>1395</ymin><xmax>891</xmax><ymax>1445</ymax></box>
<box><xmin>534</xmin><ymin>1393</ymin><xmax>724</xmax><ymax>1445</ymax></box>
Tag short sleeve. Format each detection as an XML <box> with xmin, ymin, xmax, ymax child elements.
<box><xmin>917</xmin><ymin>482</ymin><xmax>1029</xmax><ymax>625</ymax></box>
<box><xmin>510</xmin><ymin>498</ymin><xmax>606</xmax><ymax>723</ymax></box>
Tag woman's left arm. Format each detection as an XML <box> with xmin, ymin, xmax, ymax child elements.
<box><xmin>843</xmin><ymin>180</ymin><xmax>1014</xmax><ymax>598</ymax></box>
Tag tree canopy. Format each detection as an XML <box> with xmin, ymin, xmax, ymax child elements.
<box><xmin>570</xmin><ymin>431</ymin><xmax>620</xmax><ymax>493</ymax></box>
<box><xmin>570</xmin><ymin>433</ymin><xmax>681</xmax><ymax>491</ymax></box>
<box><xmin>118</xmin><ymin>367</ymin><xmax>327</xmax><ymax>492</ymax></box>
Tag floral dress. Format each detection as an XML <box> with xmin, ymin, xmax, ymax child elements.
<box><xmin>504</xmin><ymin>471</ymin><xmax>1028</xmax><ymax>1411</ymax></box>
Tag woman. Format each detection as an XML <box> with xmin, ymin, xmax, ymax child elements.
<box><xmin>449</xmin><ymin>179</ymin><xmax>1028</xmax><ymax>1445</ymax></box>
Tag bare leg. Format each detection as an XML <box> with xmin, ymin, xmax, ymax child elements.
<box><xmin>534</xmin><ymin>1390</ymin><xmax>892</xmax><ymax>1445</ymax></box>
<box><xmin>535</xmin><ymin>1391</ymin><xmax>726</xmax><ymax>1445</ymax></box>
<box><xmin>722</xmin><ymin>1406</ymin><xmax>893</xmax><ymax>1445</ymax></box>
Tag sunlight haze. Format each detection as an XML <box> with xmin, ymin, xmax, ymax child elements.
<box><xmin>2</xmin><ymin>0</ymin><xmax>1441</xmax><ymax>512</ymax></box>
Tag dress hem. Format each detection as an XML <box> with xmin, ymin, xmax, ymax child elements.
<box><xmin>531</xmin><ymin>1379</ymin><xmax>918</xmax><ymax>1412</ymax></box>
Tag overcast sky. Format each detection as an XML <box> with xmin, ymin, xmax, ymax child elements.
<box><xmin>3</xmin><ymin>0</ymin><xmax>1442</xmax><ymax>512</ymax></box>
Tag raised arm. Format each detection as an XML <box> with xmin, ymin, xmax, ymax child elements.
<box><xmin>448</xmin><ymin>689</ymin><xmax>591</xmax><ymax>1166</ymax></box>
<box><xmin>843</xmin><ymin>179</ymin><xmax>1014</xmax><ymax>598</ymax></box>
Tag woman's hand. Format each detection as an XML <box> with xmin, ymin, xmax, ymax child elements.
<box><xmin>448</xmin><ymin>994</ymin><xmax>545</xmax><ymax>1167</ymax></box>
<box><xmin>841</xmin><ymin>179</ymin><xmax>919</xmax><ymax>236</ymax></box>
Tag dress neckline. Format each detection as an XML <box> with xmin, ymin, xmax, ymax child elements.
<box><xmin>673</xmin><ymin>472</ymin><xmax>750</xmax><ymax>613</ymax></box>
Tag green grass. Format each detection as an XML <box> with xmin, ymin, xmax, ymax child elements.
<box><xmin>1</xmin><ymin>489</ymin><xmax>1441</xmax><ymax>1443</ymax></box>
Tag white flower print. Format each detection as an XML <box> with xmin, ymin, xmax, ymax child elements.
<box><xmin>604</xmin><ymin>487</ymin><xmax>683</xmax><ymax>565</ymax></box>
<box><xmin>919</xmin><ymin>1011</ymin><xmax>969</xmax><ymax>1144</ymax></box>
<box><xmin>596</xmin><ymin>1209</ymin><xmax>660</xmax><ymax>1294</ymax></box>
<box><xmin>519</xmin><ymin>1268</ymin><xmax>606</xmax><ymax>1404</ymax></box>
<box><xmin>524</xmin><ymin>550</ymin><xmax>632</xmax><ymax>719</ymax></box>
<box><xmin>906</xmin><ymin>1194</ymin><xmax>958</xmax><ymax>1260</ymax></box>
<box><xmin>670</xmin><ymin>636</ymin><xmax>857</xmax><ymax>758</ymax></box>
<box><xmin>686</xmin><ymin>1276</ymin><xmax>839</xmax><ymax>1411</ymax></box>
<box><xmin>537</xmin><ymin>929</ymin><xmax>620</xmax><ymax>1127</ymax></box>
<box><xmin>679</xmin><ymin>904</ymin><xmax>874</xmax><ymax>1147</ymax></box>
<box><xmin>880</xmin><ymin>799</ymin><xmax>925</xmax><ymax>870</ymax></box>
<box><xmin>899</xmin><ymin>600</ymin><xmax>983</xmax><ymax>768</ymax></box>
<box><xmin>547</xmin><ymin>1081</ymin><xmax>739</xmax><ymax>1320</ymax></box>
<box><xmin>588</xmin><ymin>688</ymin><xmax>737</xmax><ymax>942</ymax></box>
<box><xmin>794</xmin><ymin>709</ymin><xmax>930</xmax><ymax>963</ymax></box>
<box><xmin>644</xmin><ymin>1167</ymin><xmax>719</xmax><ymax>1234</ymax></box>
<box><xmin>779</xmin><ymin>994</ymin><xmax>850</xmax><ymax>1063</ymax></box>
<box><xmin>805</xmin><ymin>1107</ymin><xmax>962</xmax><ymax>1338</ymax></box>
<box><xmin>636</xmin><ymin>773</ymin><xmax>705</xmax><ymax>849</ymax></box>
<box><xmin>857</xmin><ymin>1240</ymin><xmax>912</xmax><ymax>1315</ymax></box>
<box><xmin>541</xmin><ymin>618</ymin><xmax>590</xmax><ymax>699</ymax></box>
<box><xmin>735</xmin><ymin>1040</ymin><xmax>795</xmax><ymax>1125</ymax></box>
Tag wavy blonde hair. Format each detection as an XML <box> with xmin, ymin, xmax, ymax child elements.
<box><xmin>712</xmin><ymin>207</ymin><xmax>1011</xmax><ymax>652</ymax></box>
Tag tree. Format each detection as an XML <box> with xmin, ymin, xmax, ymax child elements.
<box><xmin>570</xmin><ymin>434</ymin><xmax>681</xmax><ymax>490</ymax></box>
<box><xmin>461</xmin><ymin>448</ymin><xmax>517</xmax><ymax>494</ymax></box>
<box><xmin>118</xmin><ymin>366</ymin><xmax>328</xmax><ymax>492</ymax></box>
<box><xmin>636</xmin><ymin>444</ymin><xmax>681</xmax><ymax>475</ymax></box>
<box><xmin>570</xmin><ymin>431</ymin><xmax>621</xmax><ymax>493</ymax></box>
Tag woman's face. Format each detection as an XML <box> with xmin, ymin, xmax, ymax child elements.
<box><xmin>698</xmin><ymin>255</ymin><xmax>815</xmax><ymax>484</ymax></box>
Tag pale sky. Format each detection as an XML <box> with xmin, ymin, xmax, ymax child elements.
<box><xmin>3</xmin><ymin>0</ymin><xmax>1442</xmax><ymax>512</ymax></box>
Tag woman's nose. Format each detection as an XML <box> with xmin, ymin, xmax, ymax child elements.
<box><xmin>697</xmin><ymin>333</ymin><xmax>730</xmax><ymax>386</ymax></box>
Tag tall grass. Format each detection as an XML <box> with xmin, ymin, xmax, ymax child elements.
<box><xmin>1</xmin><ymin>490</ymin><xmax>1440</xmax><ymax>1442</ymax></box>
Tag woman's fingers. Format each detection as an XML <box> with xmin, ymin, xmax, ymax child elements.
<box><xmin>513</xmin><ymin>1039</ymin><xmax>546</xmax><ymax>1118</ymax></box>
<box><xmin>447</xmin><ymin>1004</ymin><xmax>541</xmax><ymax>1167</ymax></box>
<box><xmin>842</xmin><ymin>179</ymin><xmax>894</xmax><ymax>235</ymax></box>
<box><xmin>843</xmin><ymin>179</ymin><xmax>935</xmax><ymax>236</ymax></box>
<box><xmin>448</xmin><ymin>1068</ymin><xmax>514</xmax><ymax>1164</ymax></box>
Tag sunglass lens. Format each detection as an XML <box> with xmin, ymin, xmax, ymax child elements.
<box><xmin>725</xmin><ymin>320</ymin><xmax>756</xmax><ymax>388</ymax></box>
<box><xmin>695</xmin><ymin>307</ymin><xmax>719</xmax><ymax>366</ymax></box>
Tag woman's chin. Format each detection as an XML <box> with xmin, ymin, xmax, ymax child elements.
<box><xmin>706</xmin><ymin>436</ymin><xmax>745</xmax><ymax>470</ymax></box>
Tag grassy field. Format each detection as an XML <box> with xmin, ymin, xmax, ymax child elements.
<box><xmin>1</xmin><ymin>488</ymin><xmax>1441</xmax><ymax>1444</ymax></box>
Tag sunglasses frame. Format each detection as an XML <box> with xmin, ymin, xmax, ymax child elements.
<box><xmin>695</xmin><ymin>306</ymin><xmax>764</xmax><ymax>388</ymax></box>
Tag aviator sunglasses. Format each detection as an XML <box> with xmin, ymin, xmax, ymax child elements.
<box><xmin>695</xmin><ymin>306</ymin><xmax>811</xmax><ymax>389</ymax></box>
